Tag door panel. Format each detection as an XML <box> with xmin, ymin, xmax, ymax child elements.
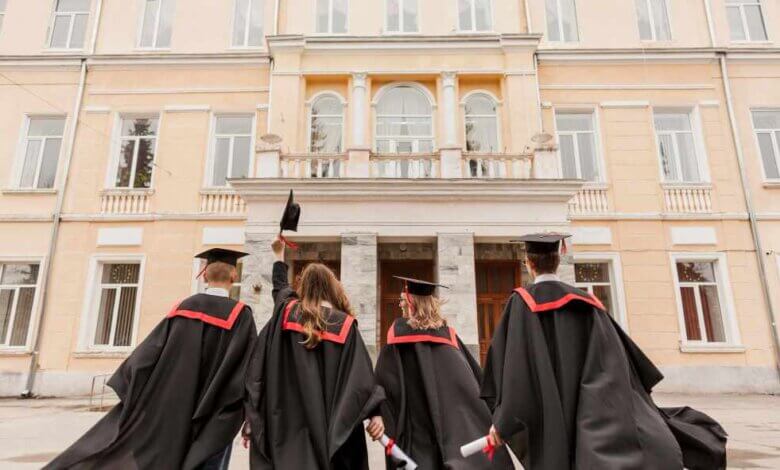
<box><xmin>476</xmin><ymin>261</ymin><xmax>521</xmax><ymax>364</ymax></box>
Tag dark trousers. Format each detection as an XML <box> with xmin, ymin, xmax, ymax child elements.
<box><xmin>197</xmin><ymin>444</ymin><xmax>233</xmax><ymax>470</ymax></box>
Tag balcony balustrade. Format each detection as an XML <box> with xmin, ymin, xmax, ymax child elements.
<box><xmin>199</xmin><ymin>188</ymin><xmax>246</xmax><ymax>214</ymax></box>
<box><xmin>99</xmin><ymin>189</ymin><xmax>151</xmax><ymax>214</ymax></box>
<box><xmin>662</xmin><ymin>183</ymin><xmax>713</xmax><ymax>213</ymax></box>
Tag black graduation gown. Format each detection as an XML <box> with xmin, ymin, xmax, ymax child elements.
<box><xmin>245</xmin><ymin>261</ymin><xmax>385</xmax><ymax>470</ymax></box>
<box><xmin>375</xmin><ymin>318</ymin><xmax>513</xmax><ymax>470</ymax></box>
<box><xmin>480</xmin><ymin>280</ymin><xmax>727</xmax><ymax>470</ymax></box>
<box><xmin>45</xmin><ymin>293</ymin><xmax>257</xmax><ymax>470</ymax></box>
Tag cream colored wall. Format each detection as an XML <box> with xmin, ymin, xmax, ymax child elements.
<box><xmin>0</xmin><ymin>0</ymin><xmax>96</xmax><ymax>54</ymax></box>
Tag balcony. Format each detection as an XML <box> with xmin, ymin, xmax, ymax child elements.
<box><xmin>662</xmin><ymin>183</ymin><xmax>712</xmax><ymax>214</ymax></box>
<box><xmin>99</xmin><ymin>189</ymin><xmax>152</xmax><ymax>215</ymax></box>
<box><xmin>569</xmin><ymin>184</ymin><xmax>610</xmax><ymax>215</ymax></box>
<box><xmin>199</xmin><ymin>188</ymin><xmax>246</xmax><ymax>215</ymax></box>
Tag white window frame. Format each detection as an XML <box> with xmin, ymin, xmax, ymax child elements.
<box><xmin>0</xmin><ymin>257</ymin><xmax>44</xmax><ymax>351</ymax></box>
<box><xmin>314</xmin><ymin>0</ymin><xmax>349</xmax><ymax>34</ymax></box>
<box><xmin>462</xmin><ymin>90</ymin><xmax>502</xmax><ymax>154</ymax></box>
<box><xmin>652</xmin><ymin>107</ymin><xmax>710</xmax><ymax>184</ymax></box>
<box><xmin>107</xmin><ymin>113</ymin><xmax>161</xmax><ymax>190</ymax></box>
<box><xmin>635</xmin><ymin>0</ymin><xmax>672</xmax><ymax>42</ymax></box>
<box><xmin>726</xmin><ymin>0</ymin><xmax>769</xmax><ymax>43</ymax></box>
<box><xmin>13</xmin><ymin>115</ymin><xmax>67</xmax><ymax>190</ymax></box>
<box><xmin>306</xmin><ymin>92</ymin><xmax>346</xmax><ymax>153</ymax></box>
<box><xmin>457</xmin><ymin>0</ymin><xmax>493</xmax><ymax>33</ymax></box>
<box><xmin>749</xmin><ymin>107</ymin><xmax>780</xmax><ymax>182</ymax></box>
<box><xmin>230</xmin><ymin>0</ymin><xmax>264</xmax><ymax>48</ymax></box>
<box><xmin>46</xmin><ymin>0</ymin><xmax>91</xmax><ymax>50</ymax></box>
<box><xmin>669</xmin><ymin>252</ymin><xmax>742</xmax><ymax>352</ymax></box>
<box><xmin>572</xmin><ymin>252</ymin><xmax>629</xmax><ymax>331</ymax></box>
<box><xmin>553</xmin><ymin>107</ymin><xmax>606</xmax><ymax>183</ymax></box>
<box><xmin>78</xmin><ymin>254</ymin><xmax>146</xmax><ymax>352</ymax></box>
<box><xmin>204</xmin><ymin>113</ymin><xmax>257</xmax><ymax>188</ymax></box>
<box><xmin>0</xmin><ymin>0</ymin><xmax>6</xmax><ymax>36</ymax></box>
<box><xmin>384</xmin><ymin>0</ymin><xmax>418</xmax><ymax>34</ymax></box>
<box><xmin>545</xmin><ymin>0</ymin><xmax>580</xmax><ymax>43</ymax></box>
<box><xmin>372</xmin><ymin>82</ymin><xmax>436</xmax><ymax>154</ymax></box>
<box><xmin>136</xmin><ymin>0</ymin><xmax>173</xmax><ymax>49</ymax></box>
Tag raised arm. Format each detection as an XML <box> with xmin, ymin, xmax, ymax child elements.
<box><xmin>270</xmin><ymin>236</ymin><xmax>296</xmax><ymax>305</ymax></box>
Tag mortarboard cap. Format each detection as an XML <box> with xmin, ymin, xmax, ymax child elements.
<box><xmin>280</xmin><ymin>190</ymin><xmax>301</xmax><ymax>233</ymax></box>
<box><xmin>511</xmin><ymin>232</ymin><xmax>571</xmax><ymax>254</ymax></box>
<box><xmin>393</xmin><ymin>276</ymin><xmax>449</xmax><ymax>296</ymax></box>
<box><xmin>195</xmin><ymin>248</ymin><xmax>248</xmax><ymax>268</ymax></box>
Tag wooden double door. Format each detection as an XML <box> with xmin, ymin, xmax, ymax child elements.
<box><xmin>379</xmin><ymin>260</ymin><xmax>434</xmax><ymax>347</ymax></box>
<box><xmin>476</xmin><ymin>261</ymin><xmax>522</xmax><ymax>364</ymax></box>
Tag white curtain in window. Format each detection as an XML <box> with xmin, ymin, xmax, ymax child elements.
<box><xmin>310</xmin><ymin>95</ymin><xmax>343</xmax><ymax>153</ymax></box>
<box><xmin>654</xmin><ymin>113</ymin><xmax>701</xmax><ymax>183</ymax></box>
<box><xmin>636</xmin><ymin>0</ymin><xmax>671</xmax><ymax>41</ymax></box>
<box><xmin>752</xmin><ymin>110</ymin><xmax>780</xmax><ymax>179</ymax></box>
<box><xmin>465</xmin><ymin>94</ymin><xmax>499</xmax><ymax>152</ymax></box>
<box><xmin>546</xmin><ymin>0</ymin><xmax>578</xmax><ymax>42</ymax></box>
<box><xmin>556</xmin><ymin>113</ymin><xmax>599</xmax><ymax>181</ymax></box>
<box><xmin>375</xmin><ymin>85</ymin><xmax>433</xmax><ymax>153</ymax></box>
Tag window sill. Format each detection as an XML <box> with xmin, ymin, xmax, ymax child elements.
<box><xmin>133</xmin><ymin>47</ymin><xmax>172</xmax><ymax>53</ymax></box>
<box><xmin>1</xmin><ymin>188</ymin><xmax>57</xmax><ymax>195</ymax></box>
<box><xmin>41</xmin><ymin>48</ymin><xmax>86</xmax><ymax>54</ymax></box>
<box><xmin>200</xmin><ymin>186</ymin><xmax>235</xmax><ymax>193</ymax></box>
<box><xmin>72</xmin><ymin>350</ymin><xmax>131</xmax><ymax>359</ymax></box>
<box><xmin>582</xmin><ymin>182</ymin><xmax>608</xmax><ymax>190</ymax></box>
<box><xmin>660</xmin><ymin>182</ymin><xmax>712</xmax><ymax>189</ymax></box>
<box><xmin>729</xmin><ymin>40</ymin><xmax>773</xmax><ymax>46</ymax></box>
<box><xmin>0</xmin><ymin>349</ymin><xmax>32</xmax><ymax>357</ymax></box>
<box><xmin>227</xmin><ymin>46</ymin><xmax>266</xmax><ymax>51</ymax></box>
<box><xmin>100</xmin><ymin>188</ymin><xmax>155</xmax><ymax>195</ymax></box>
<box><xmin>679</xmin><ymin>343</ymin><xmax>745</xmax><ymax>354</ymax></box>
<box><xmin>763</xmin><ymin>181</ymin><xmax>780</xmax><ymax>188</ymax></box>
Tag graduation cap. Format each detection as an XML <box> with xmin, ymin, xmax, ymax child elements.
<box><xmin>194</xmin><ymin>248</ymin><xmax>248</xmax><ymax>278</ymax></box>
<box><xmin>393</xmin><ymin>276</ymin><xmax>449</xmax><ymax>296</ymax></box>
<box><xmin>512</xmin><ymin>232</ymin><xmax>571</xmax><ymax>255</ymax></box>
<box><xmin>279</xmin><ymin>190</ymin><xmax>300</xmax><ymax>249</ymax></box>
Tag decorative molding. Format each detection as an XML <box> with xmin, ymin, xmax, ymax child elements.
<box><xmin>89</xmin><ymin>87</ymin><xmax>269</xmax><ymax>96</ymax></box>
<box><xmin>600</xmin><ymin>100</ymin><xmax>650</xmax><ymax>108</ymax></box>
<box><xmin>267</xmin><ymin>34</ymin><xmax>542</xmax><ymax>53</ymax></box>
<box><xmin>541</xmin><ymin>84</ymin><xmax>714</xmax><ymax>91</ymax></box>
<box><xmin>202</xmin><ymin>227</ymin><xmax>246</xmax><ymax>245</ymax></box>
<box><xmin>163</xmin><ymin>104</ymin><xmax>211</xmax><ymax>113</ymax></box>
<box><xmin>60</xmin><ymin>213</ymin><xmax>248</xmax><ymax>222</ymax></box>
<box><xmin>571</xmin><ymin>211</ymin><xmax>748</xmax><ymax>221</ymax></box>
<box><xmin>699</xmin><ymin>100</ymin><xmax>720</xmax><ymax>107</ymax></box>
<box><xmin>83</xmin><ymin>105</ymin><xmax>111</xmax><ymax>114</ymax></box>
<box><xmin>0</xmin><ymin>214</ymin><xmax>54</xmax><ymax>222</ymax></box>
<box><xmin>671</xmin><ymin>226</ymin><xmax>717</xmax><ymax>245</ymax></box>
<box><xmin>572</xmin><ymin>226</ymin><xmax>613</xmax><ymax>245</ymax></box>
<box><xmin>97</xmin><ymin>227</ymin><xmax>143</xmax><ymax>246</ymax></box>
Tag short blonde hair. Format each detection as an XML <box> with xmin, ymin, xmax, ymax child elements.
<box><xmin>406</xmin><ymin>294</ymin><xmax>446</xmax><ymax>330</ymax></box>
<box><xmin>204</xmin><ymin>261</ymin><xmax>236</xmax><ymax>284</ymax></box>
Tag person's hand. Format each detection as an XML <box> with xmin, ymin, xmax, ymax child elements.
<box><xmin>271</xmin><ymin>236</ymin><xmax>285</xmax><ymax>261</ymax></box>
<box><xmin>488</xmin><ymin>425</ymin><xmax>504</xmax><ymax>447</ymax></box>
<box><xmin>241</xmin><ymin>421</ymin><xmax>252</xmax><ymax>449</ymax></box>
<box><xmin>366</xmin><ymin>416</ymin><xmax>385</xmax><ymax>441</ymax></box>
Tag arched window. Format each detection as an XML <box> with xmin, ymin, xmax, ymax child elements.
<box><xmin>309</xmin><ymin>94</ymin><xmax>344</xmax><ymax>153</ymax></box>
<box><xmin>464</xmin><ymin>93</ymin><xmax>499</xmax><ymax>152</ymax></box>
<box><xmin>375</xmin><ymin>85</ymin><xmax>433</xmax><ymax>154</ymax></box>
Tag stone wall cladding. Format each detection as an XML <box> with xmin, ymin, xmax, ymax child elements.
<box><xmin>341</xmin><ymin>233</ymin><xmax>379</xmax><ymax>352</ymax></box>
<box><xmin>437</xmin><ymin>233</ymin><xmax>479</xmax><ymax>348</ymax></box>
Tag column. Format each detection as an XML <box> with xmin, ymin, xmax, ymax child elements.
<box><xmin>241</xmin><ymin>232</ymin><xmax>278</xmax><ymax>328</ymax></box>
<box><xmin>439</xmin><ymin>72</ymin><xmax>463</xmax><ymax>178</ymax></box>
<box><xmin>340</xmin><ymin>233</ymin><xmax>378</xmax><ymax>353</ymax></box>
<box><xmin>437</xmin><ymin>233</ymin><xmax>479</xmax><ymax>357</ymax></box>
<box><xmin>347</xmin><ymin>73</ymin><xmax>370</xmax><ymax>177</ymax></box>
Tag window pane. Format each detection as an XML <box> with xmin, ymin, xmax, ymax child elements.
<box><xmin>38</xmin><ymin>138</ymin><xmax>62</xmax><ymax>188</ymax></box>
<box><xmin>403</xmin><ymin>0</ymin><xmax>417</xmax><ymax>31</ymax></box>
<box><xmin>20</xmin><ymin>140</ymin><xmax>42</xmax><ymax>188</ymax></box>
<box><xmin>465</xmin><ymin>95</ymin><xmax>496</xmax><ymax>115</ymax></box>
<box><xmin>387</xmin><ymin>0</ymin><xmax>399</xmax><ymax>31</ymax></box>
<box><xmin>231</xmin><ymin>136</ymin><xmax>251</xmax><ymax>178</ymax></box>
<box><xmin>102</xmin><ymin>264</ymin><xmax>140</xmax><ymax>284</ymax></box>
<box><xmin>114</xmin><ymin>287</ymin><xmax>137</xmax><ymax>347</ymax></box>
<box><xmin>332</xmin><ymin>0</ymin><xmax>347</xmax><ymax>33</ymax></box>
<box><xmin>593</xmin><ymin>284</ymin><xmax>613</xmax><ymax>317</ymax></box>
<box><xmin>676</xmin><ymin>261</ymin><xmax>716</xmax><ymax>283</ymax></box>
<box><xmin>29</xmin><ymin>118</ymin><xmax>65</xmax><ymax>136</ymax></box>
<box><xmin>316</xmin><ymin>0</ymin><xmax>329</xmax><ymax>32</ymax></box>
<box><xmin>140</xmin><ymin>0</ymin><xmax>159</xmax><ymax>47</ymax></box>
<box><xmin>700</xmin><ymin>285</ymin><xmax>726</xmax><ymax>342</ymax></box>
<box><xmin>559</xmin><ymin>134</ymin><xmax>577</xmax><ymax>178</ymax></box>
<box><xmin>575</xmin><ymin>262</ymin><xmax>610</xmax><ymax>283</ymax></box>
<box><xmin>0</xmin><ymin>289</ymin><xmax>14</xmax><ymax>343</ymax></box>
<box><xmin>560</xmin><ymin>0</ymin><xmax>578</xmax><ymax>41</ymax></box>
<box><xmin>756</xmin><ymin>133</ymin><xmax>780</xmax><ymax>179</ymax></box>
<box><xmin>133</xmin><ymin>138</ymin><xmax>155</xmax><ymax>188</ymax></box>
<box><xmin>1</xmin><ymin>264</ymin><xmax>39</xmax><ymax>284</ymax></box>
<box><xmin>312</xmin><ymin>96</ymin><xmax>342</xmax><ymax>115</ymax></box>
<box><xmin>752</xmin><ymin>110</ymin><xmax>780</xmax><ymax>129</ymax></box>
<box><xmin>232</xmin><ymin>0</ymin><xmax>248</xmax><ymax>45</ymax></box>
<box><xmin>556</xmin><ymin>113</ymin><xmax>592</xmax><ymax>131</ymax></box>
<box><xmin>156</xmin><ymin>0</ymin><xmax>174</xmax><ymax>47</ymax></box>
<box><xmin>50</xmin><ymin>15</ymin><xmax>71</xmax><ymax>48</ymax></box>
<box><xmin>727</xmin><ymin>6</ymin><xmax>746</xmax><ymax>41</ymax></box>
<box><xmin>459</xmin><ymin>0</ymin><xmax>472</xmax><ymax>30</ymax></box>
<box><xmin>545</xmin><ymin>0</ymin><xmax>560</xmax><ymax>41</ymax></box>
<box><xmin>577</xmin><ymin>132</ymin><xmax>598</xmax><ymax>181</ymax></box>
<box><xmin>475</xmin><ymin>0</ymin><xmax>491</xmax><ymax>31</ymax></box>
<box><xmin>657</xmin><ymin>133</ymin><xmax>678</xmax><ymax>181</ymax></box>
<box><xmin>57</xmin><ymin>0</ymin><xmax>90</xmax><ymax>11</ymax></box>
<box><xmin>311</xmin><ymin>116</ymin><xmax>343</xmax><ymax>153</ymax></box>
<box><xmin>676</xmin><ymin>133</ymin><xmax>700</xmax><ymax>182</ymax></box>
<box><xmin>744</xmin><ymin>5</ymin><xmax>767</xmax><ymax>41</ymax></box>
<box><xmin>466</xmin><ymin>116</ymin><xmax>498</xmax><ymax>152</ymax></box>
<box><xmin>116</xmin><ymin>140</ymin><xmax>135</xmax><ymax>187</ymax></box>
<box><xmin>636</xmin><ymin>0</ymin><xmax>652</xmax><ymax>40</ymax></box>
<box><xmin>94</xmin><ymin>288</ymin><xmax>116</xmax><ymax>345</ymax></box>
<box><xmin>654</xmin><ymin>113</ymin><xmax>690</xmax><ymax>131</ymax></box>
<box><xmin>680</xmin><ymin>286</ymin><xmax>701</xmax><ymax>341</ymax></box>
<box><xmin>10</xmin><ymin>287</ymin><xmax>35</xmax><ymax>346</ymax></box>
<box><xmin>247</xmin><ymin>0</ymin><xmax>264</xmax><ymax>46</ymax></box>
<box><xmin>70</xmin><ymin>14</ymin><xmax>88</xmax><ymax>48</ymax></box>
<box><xmin>216</xmin><ymin>116</ymin><xmax>252</xmax><ymax>134</ymax></box>
<box><xmin>122</xmin><ymin>118</ymin><xmax>158</xmax><ymax>136</ymax></box>
<box><xmin>0</xmin><ymin>0</ymin><xmax>9</xmax><ymax>9</ymax></box>
<box><xmin>213</xmin><ymin>138</ymin><xmax>230</xmax><ymax>186</ymax></box>
<box><xmin>650</xmin><ymin>0</ymin><xmax>670</xmax><ymax>40</ymax></box>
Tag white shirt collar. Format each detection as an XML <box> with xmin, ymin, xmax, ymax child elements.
<box><xmin>205</xmin><ymin>287</ymin><xmax>230</xmax><ymax>298</ymax></box>
<box><xmin>534</xmin><ymin>273</ymin><xmax>561</xmax><ymax>284</ymax></box>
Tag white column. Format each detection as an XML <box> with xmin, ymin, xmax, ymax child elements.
<box><xmin>351</xmin><ymin>73</ymin><xmax>368</xmax><ymax>148</ymax></box>
<box><xmin>441</xmin><ymin>72</ymin><xmax>457</xmax><ymax>147</ymax></box>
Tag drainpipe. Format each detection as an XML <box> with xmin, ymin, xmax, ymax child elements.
<box><xmin>719</xmin><ymin>54</ymin><xmax>780</xmax><ymax>380</ymax></box>
<box><xmin>533</xmin><ymin>53</ymin><xmax>543</xmax><ymax>132</ymax></box>
<box><xmin>273</xmin><ymin>0</ymin><xmax>280</xmax><ymax>35</ymax></box>
<box><xmin>89</xmin><ymin>0</ymin><xmax>104</xmax><ymax>55</ymax></box>
<box><xmin>523</xmin><ymin>0</ymin><xmax>532</xmax><ymax>34</ymax></box>
<box><xmin>23</xmin><ymin>59</ymin><xmax>88</xmax><ymax>397</ymax></box>
<box><xmin>703</xmin><ymin>0</ymin><xmax>716</xmax><ymax>48</ymax></box>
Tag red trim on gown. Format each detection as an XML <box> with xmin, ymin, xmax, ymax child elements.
<box><xmin>167</xmin><ymin>300</ymin><xmax>246</xmax><ymax>330</ymax></box>
<box><xmin>386</xmin><ymin>322</ymin><xmax>459</xmax><ymax>349</ymax></box>
<box><xmin>513</xmin><ymin>286</ymin><xmax>606</xmax><ymax>312</ymax></box>
<box><xmin>282</xmin><ymin>300</ymin><xmax>354</xmax><ymax>344</ymax></box>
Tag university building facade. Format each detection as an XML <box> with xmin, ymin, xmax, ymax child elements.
<box><xmin>1</xmin><ymin>0</ymin><xmax>779</xmax><ymax>395</ymax></box>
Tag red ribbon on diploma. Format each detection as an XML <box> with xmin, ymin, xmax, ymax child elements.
<box><xmin>482</xmin><ymin>437</ymin><xmax>496</xmax><ymax>461</ymax></box>
<box><xmin>385</xmin><ymin>438</ymin><xmax>395</xmax><ymax>456</ymax></box>
<box><xmin>279</xmin><ymin>234</ymin><xmax>299</xmax><ymax>250</ymax></box>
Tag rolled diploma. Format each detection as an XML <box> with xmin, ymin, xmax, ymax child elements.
<box><xmin>460</xmin><ymin>436</ymin><xmax>490</xmax><ymax>458</ymax></box>
<box><xmin>364</xmin><ymin>420</ymin><xmax>418</xmax><ymax>470</ymax></box>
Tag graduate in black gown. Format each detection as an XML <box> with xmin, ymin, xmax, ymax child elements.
<box><xmin>46</xmin><ymin>248</ymin><xmax>258</xmax><ymax>470</ymax></box>
<box><xmin>481</xmin><ymin>233</ymin><xmax>728</xmax><ymax>470</ymax></box>
<box><xmin>244</xmin><ymin>236</ymin><xmax>386</xmax><ymax>469</ymax></box>
<box><xmin>375</xmin><ymin>276</ymin><xmax>512</xmax><ymax>470</ymax></box>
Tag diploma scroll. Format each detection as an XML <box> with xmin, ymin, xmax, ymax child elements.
<box><xmin>460</xmin><ymin>436</ymin><xmax>491</xmax><ymax>458</ymax></box>
<box><xmin>363</xmin><ymin>420</ymin><xmax>418</xmax><ymax>470</ymax></box>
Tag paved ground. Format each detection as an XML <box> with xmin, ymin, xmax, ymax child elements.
<box><xmin>0</xmin><ymin>393</ymin><xmax>777</xmax><ymax>469</ymax></box>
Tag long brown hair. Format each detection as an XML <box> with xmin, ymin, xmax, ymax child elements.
<box><xmin>405</xmin><ymin>293</ymin><xmax>446</xmax><ymax>330</ymax></box>
<box><xmin>297</xmin><ymin>263</ymin><xmax>353</xmax><ymax>348</ymax></box>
